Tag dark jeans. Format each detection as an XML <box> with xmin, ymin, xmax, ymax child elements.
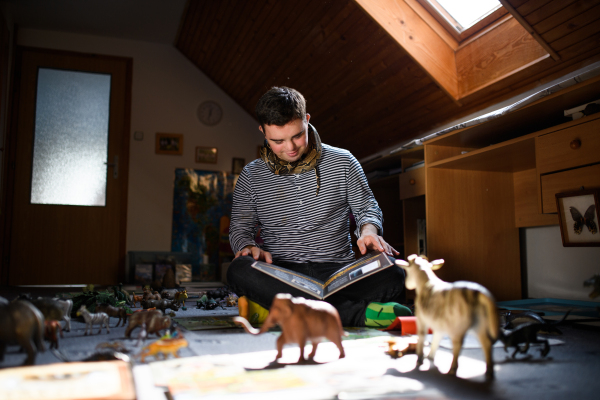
<box><xmin>227</xmin><ymin>256</ymin><xmax>406</xmax><ymax>327</ymax></box>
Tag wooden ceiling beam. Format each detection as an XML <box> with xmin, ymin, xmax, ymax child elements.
<box><xmin>499</xmin><ymin>0</ymin><xmax>560</xmax><ymax>60</ymax></box>
<box><xmin>354</xmin><ymin>0</ymin><xmax>460</xmax><ymax>101</ymax></box>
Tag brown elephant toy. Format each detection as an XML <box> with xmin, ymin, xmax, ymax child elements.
<box><xmin>0</xmin><ymin>299</ymin><xmax>46</xmax><ymax>365</ymax></box>
<box><xmin>233</xmin><ymin>294</ymin><xmax>346</xmax><ymax>363</ymax></box>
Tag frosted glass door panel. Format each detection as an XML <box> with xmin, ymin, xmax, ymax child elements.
<box><xmin>31</xmin><ymin>68</ymin><xmax>111</xmax><ymax>206</ymax></box>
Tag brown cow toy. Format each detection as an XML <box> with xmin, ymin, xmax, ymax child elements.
<box><xmin>125</xmin><ymin>310</ymin><xmax>171</xmax><ymax>338</ymax></box>
<box><xmin>234</xmin><ymin>294</ymin><xmax>346</xmax><ymax>363</ymax></box>
<box><xmin>96</xmin><ymin>304</ymin><xmax>129</xmax><ymax>327</ymax></box>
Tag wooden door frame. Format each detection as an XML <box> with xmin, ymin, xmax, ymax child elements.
<box><xmin>0</xmin><ymin>46</ymin><xmax>132</xmax><ymax>286</ymax></box>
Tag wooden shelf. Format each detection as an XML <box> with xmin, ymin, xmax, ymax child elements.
<box><xmin>428</xmin><ymin>134</ymin><xmax>536</xmax><ymax>172</ymax></box>
<box><xmin>425</xmin><ymin>74</ymin><xmax>600</xmax><ymax>150</ymax></box>
<box><xmin>362</xmin><ymin>146</ymin><xmax>424</xmax><ymax>173</ymax></box>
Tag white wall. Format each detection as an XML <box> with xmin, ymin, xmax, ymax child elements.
<box><xmin>17</xmin><ymin>28</ymin><xmax>264</xmax><ymax>252</ymax></box>
<box><xmin>523</xmin><ymin>225</ymin><xmax>600</xmax><ymax>302</ymax></box>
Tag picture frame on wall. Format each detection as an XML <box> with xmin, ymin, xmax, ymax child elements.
<box><xmin>156</xmin><ymin>133</ymin><xmax>183</xmax><ymax>155</ymax></box>
<box><xmin>195</xmin><ymin>146</ymin><xmax>218</xmax><ymax>164</ymax></box>
<box><xmin>556</xmin><ymin>189</ymin><xmax>600</xmax><ymax>247</ymax></box>
<box><xmin>232</xmin><ymin>157</ymin><xmax>245</xmax><ymax>175</ymax></box>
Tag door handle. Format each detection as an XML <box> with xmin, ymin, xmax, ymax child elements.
<box><xmin>105</xmin><ymin>155</ymin><xmax>119</xmax><ymax>179</ymax></box>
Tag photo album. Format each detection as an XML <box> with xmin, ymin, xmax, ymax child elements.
<box><xmin>251</xmin><ymin>251</ymin><xmax>397</xmax><ymax>299</ymax></box>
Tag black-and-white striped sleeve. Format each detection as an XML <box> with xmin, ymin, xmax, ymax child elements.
<box><xmin>229</xmin><ymin>144</ymin><xmax>383</xmax><ymax>264</ymax></box>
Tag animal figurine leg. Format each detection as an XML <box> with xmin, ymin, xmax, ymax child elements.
<box><xmin>100</xmin><ymin>317</ymin><xmax>110</xmax><ymax>334</ymax></box>
<box><xmin>275</xmin><ymin>334</ymin><xmax>286</xmax><ymax>360</ymax></box>
<box><xmin>20</xmin><ymin>338</ymin><xmax>38</xmax><ymax>366</ymax></box>
<box><xmin>477</xmin><ymin>326</ymin><xmax>495</xmax><ymax>378</ymax></box>
<box><xmin>448</xmin><ymin>334</ymin><xmax>465</xmax><ymax>376</ymax></box>
<box><xmin>416</xmin><ymin>321</ymin><xmax>427</xmax><ymax>366</ymax></box>
<box><xmin>307</xmin><ymin>339</ymin><xmax>320</xmax><ymax>360</ymax></box>
<box><xmin>297</xmin><ymin>338</ymin><xmax>307</xmax><ymax>363</ymax></box>
<box><xmin>327</xmin><ymin>333</ymin><xmax>346</xmax><ymax>359</ymax></box>
<box><xmin>427</xmin><ymin>331</ymin><xmax>443</xmax><ymax>362</ymax></box>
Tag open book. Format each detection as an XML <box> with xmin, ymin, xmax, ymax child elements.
<box><xmin>251</xmin><ymin>251</ymin><xmax>396</xmax><ymax>299</ymax></box>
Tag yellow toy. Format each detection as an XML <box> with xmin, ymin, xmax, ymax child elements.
<box><xmin>140</xmin><ymin>336</ymin><xmax>188</xmax><ymax>362</ymax></box>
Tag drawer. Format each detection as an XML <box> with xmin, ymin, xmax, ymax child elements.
<box><xmin>540</xmin><ymin>163</ymin><xmax>600</xmax><ymax>213</ymax></box>
<box><xmin>536</xmin><ymin>116</ymin><xmax>600</xmax><ymax>175</ymax></box>
<box><xmin>399</xmin><ymin>166</ymin><xmax>425</xmax><ymax>200</ymax></box>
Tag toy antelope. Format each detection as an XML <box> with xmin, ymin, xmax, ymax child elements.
<box><xmin>396</xmin><ymin>255</ymin><xmax>499</xmax><ymax>378</ymax></box>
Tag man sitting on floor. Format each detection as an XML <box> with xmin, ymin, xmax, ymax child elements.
<box><xmin>227</xmin><ymin>86</ymin><xmax>410</xmax><ymax>328</ymax></box>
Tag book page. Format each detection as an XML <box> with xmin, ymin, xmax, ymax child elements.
<box><xmin>252</xmin><ymin>262</ymin><xmax>325</xmax><ymax>298</ymax></box>
<box><xmin>323</xmin><ymin>252</ymin><xmax>395</xmax><ymax>298</ymax></box>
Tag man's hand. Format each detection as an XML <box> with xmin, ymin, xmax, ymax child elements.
<box><xmin>357</xmin><ymin>223</ymin><xmax>399</xmax><ymax>256</ymax></box>
<box><xmin>235</xmin><ymin>245</ymin><xmax>273</xmax><ymax>263</ymax></box>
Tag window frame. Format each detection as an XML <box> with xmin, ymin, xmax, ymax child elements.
<box><xmin>417</xmin><ymin>0</ymin><xmax>508</xmax><ymax>43</ymax></box>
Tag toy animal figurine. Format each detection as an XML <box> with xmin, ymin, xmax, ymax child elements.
<box><xmin>0</xmin><ymin>299</ymin><xmax>46</xmax><ymax>365</ymax></box>
<box><xmin>396</xmin><ymin>255</ymin><xmax>499</xmax><ymax>378</ymax></box>
<box><xmin>125</xmin><ymin>310</ymin><xmax>172</xmax><ymax>338</ymax></box>
<box><xmin>44</xmin><ymin>320</ymin><xmax>64</xmax><ymax>349</ymax></box>
<box><xmin>143</xmin><ymin>289</ymin><xmax>161</xmax><ymax>301</ymax></box>
<box><xmin>95</xmin><ymin>303</ymin><xmax>129</xmax><ymax>327</ymax></box>
<box><xmin>52</xmin><ymin>298</ymin><xmax>73</xmax><ymax>332</ymax></box>
<box><xmin>131</xmin><ymin>292</ymin><xmax>144</xmax><ymax>308</ymax></box>
<box><xmin>226</xmin><ymin>293</ymin><xmax>239</xmax><ymax>307</ymax></box>
<box><xmin>139</xmin><ymin>336</ymin><xmax>188</xmax><ymax>362</ymax></box>
<box><xmin>498</xmin><ymin>311</ymin><xmax>570</xmax><ymax>358</ymax></box>
<box><xmin>112</xmin><ymin>285</ymin><xmax>133</xmax><ymax>306</ymax></box>
<box><xmin>142</xmin><ymin>298</ymin><xmax>180</xmax><ymax>312</ymax></box>
<box><xmin>77</xmin><ymin>305</ymin><xmax>110</xmax><ymax>335</ymax></box>
<box><xmin>233</xmin><ymin>294</ymin><xmax>346</xmax><ymax>363</ymax></box>
<box><xmin>28</xmin><ymin>297</ymin><xmax>65</xmax><ymax>321</ymax></box>
<box><xmin>174</xmin><ymin>289</ymin><xmax>188</xmax><ymax>307</ymax></box>
<box><xmin>160</xmin><ymin>288</ymin><xmax>178</xmax><ymax>300</ymax></box>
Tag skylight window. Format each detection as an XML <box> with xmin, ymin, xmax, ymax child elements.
<box><xmin>426</xmin><ymin>0</ymin><xmax>502</xmax><ymax>33</ymax></box>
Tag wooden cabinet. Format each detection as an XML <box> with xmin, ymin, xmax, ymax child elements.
<box><xmin>420</xmin><ymin>76</ymin><xmax>600</xmax><ymax>301</ymax></box>
<box><xmin>536</xmin><ymin>117</ymin><xmax>600</xmax><ymax>175</ymax></box>
<box><xmin>540</xmin><ymin>164</ymin><xmax>600</xmax><ymax>214</ymax></box>
<box><xmin>536</xmin><ymin>115</ymin><xmax>600</xmax><ymax>213</ymax></box>
<box><xmin>362</xmin><ymin>75</ymin><xmax>600</xmax><ymax>301</ymax></box>
<box><xmin>399</xmin><ymin>167</ymin><xmax>425</xmax><ymax>200</ymax></box>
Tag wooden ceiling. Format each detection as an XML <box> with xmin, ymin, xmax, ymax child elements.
<box><xmin>175</xmin><ymin>0</ymin><xmax>600</xmax><ymax>160</ymax></box>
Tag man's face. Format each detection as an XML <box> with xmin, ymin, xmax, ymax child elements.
<box><xmin>260</xmin><ymin>114</ymin><xmax>311</xmax><ymax>163</ymax></box>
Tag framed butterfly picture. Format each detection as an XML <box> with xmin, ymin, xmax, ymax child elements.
<box><xmin>556</xmin><ymin>189</ymin><xmax>600</xmax><ymax>247</ymax></box>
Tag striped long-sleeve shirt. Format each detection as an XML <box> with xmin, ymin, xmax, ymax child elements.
<box><xmin>229</xmin><ymin>143</ymin><xmax>383</xmax><ymax>264</ymax></box>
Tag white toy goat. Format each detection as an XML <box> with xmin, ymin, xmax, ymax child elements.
<box><xmin>396</xmin><ymin>254</ymin><xmax>499</xmax><ymax>378</ymax></box>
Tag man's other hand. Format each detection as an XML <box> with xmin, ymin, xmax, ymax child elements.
<box><xmin>235</xmin><ymin>245</ymin><xmax>273</xmax><ymax>263</ymax></box>
<box><xmin>357</xmin><ymin>224</ymin><xmax>399</xmax><ymax>256</ymax></box>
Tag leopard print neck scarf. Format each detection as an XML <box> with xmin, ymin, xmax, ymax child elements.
<box><xmin>260</xmin><ymin>123</ymin><xmax>322</xmax><ymax>196</ymax></box>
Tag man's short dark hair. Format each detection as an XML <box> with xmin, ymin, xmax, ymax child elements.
<box><xmin>255</xmin><ymin>87</ymin><xmax>306</xmax><ymax>127</ymax></box>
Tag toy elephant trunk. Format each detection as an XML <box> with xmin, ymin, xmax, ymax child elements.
<box><xmin>232</xmin><ymin>316</ymin><xmax>263</xmax><ymax>335</ymax></box>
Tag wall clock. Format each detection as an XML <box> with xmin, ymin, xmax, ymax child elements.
<box><xmin>197</xmin><ymin>101</ymin><xmax>223</xmax><ymax>126</ymax></box>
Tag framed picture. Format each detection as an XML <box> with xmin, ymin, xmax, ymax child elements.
<box><xmin>556</xmin><ymin>189</ymin><xmax>600</xmax><ymax>247</ymax></box>
<box><xmin>195</xmin><ymin>146</ymin><xmax>218</xmax><ymax>164</ymax></box>
<box><xmin>232</xmin><ymin>157</ymin><xmax>245</xmax><ymax>175</ymax></box>
<box><xmin>156</xmin><ymin>133</ymin><xmax>183</xmax><ymax>155</ymax></box>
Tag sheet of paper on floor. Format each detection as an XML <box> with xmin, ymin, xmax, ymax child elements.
<box><xmin>136</xmin><ymin>336</ymin><xmax>487</xmax><ymax>400</ymax></box>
